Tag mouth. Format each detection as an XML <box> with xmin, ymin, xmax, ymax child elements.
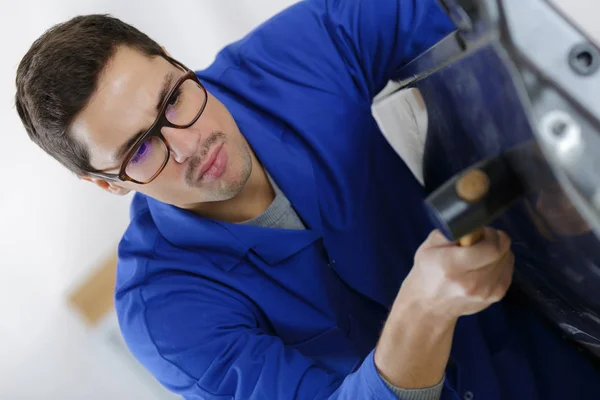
<box><xmin>196</xmin><ymin>142</ymin><xmax>227</xmax><ymax>182</ymax></box>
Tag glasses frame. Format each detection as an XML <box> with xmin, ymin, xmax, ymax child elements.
<box><xmin>87</xmin><ymin>56</ymin><xmax>208</xmax><ymax>185</ymax></box>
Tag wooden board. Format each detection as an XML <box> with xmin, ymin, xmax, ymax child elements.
<box><xmin>68</xmin><ymin>253</ymin><xmax>118</xmax><ymax>326</ymax></box>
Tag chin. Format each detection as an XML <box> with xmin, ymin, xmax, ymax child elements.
<box><xmin>204</xmin><ymin>165</ymin><xmax>252</xmax><ymax>203</ymax></box>
<box><xmin>223</xmin><ymin>171</ymin><xmax>252</xmax><ymax>200</ymax></box>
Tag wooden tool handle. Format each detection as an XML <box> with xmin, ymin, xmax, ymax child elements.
<box><xmin>455</xmin><ymin>169</ymin><xmax>490</xmax><ymax>247</ymax></box>
<box><xmin>458</xmin><ymin>227</ymin><xmax>485</xmax><ymax>247</ymax></box>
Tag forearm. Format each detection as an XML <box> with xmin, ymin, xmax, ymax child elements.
<box><xmin>374</xmin><ymin>288</ymin><xmax>456</xmax><ymax>389</ymax></box>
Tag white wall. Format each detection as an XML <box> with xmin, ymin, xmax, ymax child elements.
<box><xmin>0</xmin><ymin>1</ymin><xmax>295</xmax><ymax>399</ymax></box>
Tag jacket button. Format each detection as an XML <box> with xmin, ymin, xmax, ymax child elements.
<box><xmin>464</xmin><ymin>391</ymin><xmax>474</xmax><ymax>400</ymax></box>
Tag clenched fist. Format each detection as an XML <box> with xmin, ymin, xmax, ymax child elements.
<box><xmin>400</xmin><ymin>227</ymin><xmax>514</xmax><ymax>321</ymax></box>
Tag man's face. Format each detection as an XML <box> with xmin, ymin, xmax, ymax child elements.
<box><xmin>72</xmin><ymin>46</ymin><xmax>252</xmax><ymax>208</ymax></box>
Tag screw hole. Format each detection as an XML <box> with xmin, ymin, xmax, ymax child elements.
<box><xmin>551</xmin><ymin>120</ymin><xmax>569</xmax><ymax>138</ymax></box>
<box><xmin>576</xmin><ymin>51</ymin><xmax>593</xmax><ymax>69</ymax></box>
<box><xmin>569</xmin><ymin>43</ymin><xmax>600</xmax><ymax>76</ymax></box>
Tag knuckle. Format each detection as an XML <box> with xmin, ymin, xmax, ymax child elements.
<box><xmin>424</xmin><ymin>230</ymin><xmax>439</xmax><ymax>246</ymax></box>
<box><xmin>461</xmin><ymin>277</ymin><xmax>480</xmax><ymax>297</ymax></box>
<box><xmin>414</xmin><ymin>248</ymin><xmax>445</xmax><ymax>274</ymax></box>
<box><xmin>429</xmin><ymin>229</ymin><xmax>443</xmax><ymax>241</ymax></box>
<box><xmin>497</xmin><ymin>229</ymin><xmax>511</xmax><ymax>243</ymax></box>
<box><xmin>425</xmin><ymin>230</ymin><xmax>449</xmax><ymax>248</ymax></box>
<box><xmin>497</xmin><ymin>230</ymin><xmax>512</xmax><ymax>251</ymax></box>
<box><xmin>490</xmin><ymin>285</ymin><xmax>509</xmax><ymax>302</ymax></box>
<box><xmin>489</xmin><ymin>293</ymin><xmax>503</xmax><ymax>303</ymax></box>
<box><xmin>491</xmin><ymin>271</ymin><xmax>514</xmax><ymax>302</ymax></box>
<box><xmin>413</xmin><ymin>247</ymin><xmax>428</xmax><ymax>267</ymax></box>
<box><xmin>491</xmin><ymin>283</ymin><xmax>508</xmax><ymax>301</ymax></box>
<box><xmin>413</xmin><ymin>249</ymin><xmax>423</xmax><ymax>265</ymax></box>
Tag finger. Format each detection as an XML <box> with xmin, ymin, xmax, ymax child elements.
<box><xmin>475</xmin><ymin>227</ymin><xmax>500</xmax><ymax>250</ymax></box>
<box><xmin>469</xmin><ymin>246</ymin><xmax>512</xmax><ymax>280</ymax></box>
<box><xmin>425</xmin><ymin>227</ymin><xmax>500</xmax><ymax>249</ymax></box>
<box><xmin>490</xmin><ymin>256</ymin><xmax>515</xmax><ymax>302</ymax></box>
<box><xmin>438</xmin><ymin>228</ymin><xmax>511</xmax><ymax>271</ymax></box>
<box><xmin>423</xmin><ymin>227</ymin><xmax>495</xmax><ymax>249</ymax></box>
<box><xmin>422</xmin><ymin>229</ymin><xmax>454</xmax><ymax>248</ymax></box>
<box><xmin>464</xmin><ymin>248</ymin><xmax>511</xmax><ymax>298</ymax></box>
<box><xmin>485</xmin><ymin>250</ymin><xmax>515</xmax><ymax>299</ymax></box>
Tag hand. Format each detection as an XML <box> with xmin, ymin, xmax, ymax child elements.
<box><xmin>399</xmin><ymin>227</ymin><xmax>514</xmax><ymax>322</ymax></box>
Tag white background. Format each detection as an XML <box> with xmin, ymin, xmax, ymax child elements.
<box><xmin>0</xmin><ymin>0</ymin><xmax>598</xmax><ymax>399</ymax></box>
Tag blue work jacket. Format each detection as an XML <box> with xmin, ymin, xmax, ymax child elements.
<box><xmin>115</xmin><ymin>0</ymin><xmax>600</xmax><ymax>399</ymax></box>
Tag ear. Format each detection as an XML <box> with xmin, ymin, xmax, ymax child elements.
<box><xmin>80</xmin><ymin>176</ymin><xmax>131</xmax><ymax>196</ymax></box>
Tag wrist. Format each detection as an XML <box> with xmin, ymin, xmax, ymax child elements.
<box><xmin>392</xmin><ymin>283</ymin><xmax>459</xmax><ymax>331</ymax></box>
<box><xmin>375</xmin><ymin>293</ymin><xmax>457</xmax><ymax>389</ymax></box>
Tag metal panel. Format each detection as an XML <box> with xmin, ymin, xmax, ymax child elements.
<box><xmin>389</xmin><ymin>0</ymin><xmax>600</xmax><ymax>357</ymax></box>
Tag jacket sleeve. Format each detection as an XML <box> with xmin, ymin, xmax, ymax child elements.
<box><xmin>117</xmin><ymin>274</ymin><xmax>458</xmax><ymax>400</ymax></box>
<box><xmin>225</xmin><ymin>0</ymin><xmax>455</xmax><ymax>104</ymax></box>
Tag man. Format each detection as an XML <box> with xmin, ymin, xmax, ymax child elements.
<box><xmin>15</xmin><ymin>0</ymin><xmax>599</xmax><ymax>399</ymax></box>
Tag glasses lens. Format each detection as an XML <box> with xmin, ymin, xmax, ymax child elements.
<box><xmin>124</xmin><ymin>136</ymin><xmax>168</xmax><ymax>183</ymax></box>
<box><xmin>164</xmin><ymin>79</ymin><xmax>206</xmax><ymax>126</ymax></box>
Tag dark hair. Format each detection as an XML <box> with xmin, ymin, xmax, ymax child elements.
<box><xmin>15</xmin><ymin>14</ymin><xmax>165</xmax><ymax>175</ymax></box>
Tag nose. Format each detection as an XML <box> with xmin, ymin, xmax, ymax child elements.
<box><xmin>161</xmin><ymin>126</ymin><xmax>199</xmax><ymax>163</ymax></box>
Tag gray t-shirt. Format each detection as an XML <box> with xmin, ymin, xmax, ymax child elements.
<box><xmin>241</xmin><ymin>174</ymin><xmax>305</xmax><ymax>230</ymax></box>
<box><xmin>240</xmin><ymin>174</ymin><xmax>444</xmax><ymax>400</ymax></box>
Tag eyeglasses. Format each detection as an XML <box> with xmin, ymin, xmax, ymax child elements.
<box><xmin>88</xmin><ymin>57</ymin><xmax>208</xmax><ymax>185</ymax></box>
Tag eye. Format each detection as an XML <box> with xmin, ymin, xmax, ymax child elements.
<box><xmin>166</xmin><ymin>88</ymin><xmax>181</xmax><ymax>109</ymax></box>
<box><xmin>130</xmin><ymin>140</ymin><xmax>152</xmax><ymax>164</ymax></box>
<box><xmin>165</xmin><ymin>88</ymin><xmax>182</xmax><ymax>122</ymax></box>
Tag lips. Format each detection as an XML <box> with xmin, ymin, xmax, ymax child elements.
<box><xmin>196</xmin><ymin>142</ymin><xmax>225</xmax><ymax>181</ymax></box>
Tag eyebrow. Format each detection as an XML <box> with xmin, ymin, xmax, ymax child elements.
<box><xmin>111</xmin><ymin>71</ymin><xmax>176</xmax><ymax>163</ymax></box>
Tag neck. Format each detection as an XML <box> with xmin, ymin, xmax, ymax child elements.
<box><xmin>189</xmin><ymin>151</ymin><xmax>274</xmax><ymax>223</ymax></box>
